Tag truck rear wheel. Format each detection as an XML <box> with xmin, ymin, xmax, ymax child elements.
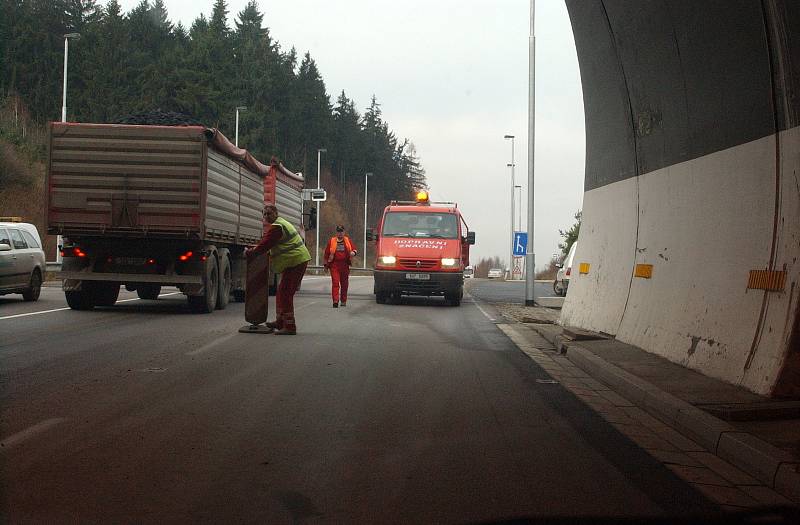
<box><xmin>94</xmin><ymin>282</ymin><xmax>120</xmax><ymax>306</ymax></box>
<box><xmin>376</xmin><ymin>292</ymin><xmax>388</xmax><ymax>304</ymax></box>
<box><xmin>190</xmin><ymin>256</ymin><xmax>218</xmax><ymax>313</ymax></box>
<box><xmin>217</xmin><ymin>254</ymin><xmax>231</xmax><ymax>310</ymax></box>
<box><xmin>65</xmin><ymin>289</ymin><xmax>95</xmax><ymax>310</ymax></box>
<box><xmin>137</xmin><ymin>284</ymin><xmax>161</xmax><ymax>300</ymax></box>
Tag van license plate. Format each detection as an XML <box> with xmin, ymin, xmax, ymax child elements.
<box><xmin>405</xmin><ymin>273</ymin><xmax>430</xmax><ymax>280</ymax></box>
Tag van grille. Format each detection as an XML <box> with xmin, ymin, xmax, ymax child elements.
<box><xmin>398</xmin><ymin>258</ymin><xmax>437</xmax><ymax>269</ymax></box>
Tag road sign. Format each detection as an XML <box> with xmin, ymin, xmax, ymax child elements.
<box><xmin>311</xmin><ymin>189</ymin><xmax>327</xmax><ymax>202</ymax></box>
<box><xmin>513</xmin><ymin>232</ymin><xmax>527</xmax><ymax>257</ymax></box>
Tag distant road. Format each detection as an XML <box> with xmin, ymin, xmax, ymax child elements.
<box><xmin>466</xmin><ymin>277</ymin><xmax>556</xmax><ymax>304</ymax></box>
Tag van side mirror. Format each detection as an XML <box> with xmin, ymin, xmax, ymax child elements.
<box><xmin>366</xmin><ymin>228</ymin><xmax>375</xmax><ymax>242</ymax></box>
<box><xmin>0</xmin><ymin>243</ymin><xmax>11</xmax><ymax>252</ymax></box>
<box><xmin>466</xmin><ymin>231</ymin><xmax>476</xmax><ymax>245</ymax></box>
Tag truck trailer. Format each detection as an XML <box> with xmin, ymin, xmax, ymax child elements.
<box><xmin>47</xmin><ymin>122</ymin><xmax>304</xmax><ymax>312</ymax></box>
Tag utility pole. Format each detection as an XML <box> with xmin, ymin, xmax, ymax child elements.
<box><xmin>504</xmin><ymin>135</ymin><xmax>515</xmax><ymax>280</ymax></box>
<box><xmin>314</xmin><ymin>148</ymin><xmax>326</xmax><ymax>267</ymax></box>
<box><xmin>526</xmin><ymin>0</ymin><xmax>537</xmax><ymax>305</ymax></box>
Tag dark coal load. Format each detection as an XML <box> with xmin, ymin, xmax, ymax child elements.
<box><xmin>111</xmin><ymin>110</ymin><xmax>203</xmax><ymax>126</ymax></box>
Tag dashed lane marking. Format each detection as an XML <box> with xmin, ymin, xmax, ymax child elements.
<box><xmin>0</xmin><ymin>418</ymin><xmax>68</xmax><ymax>449</ymax></box>
<box><xmin>185</xmin><ymin>300</ymin><xmax>319</xmax><ymax>356</ymax></box>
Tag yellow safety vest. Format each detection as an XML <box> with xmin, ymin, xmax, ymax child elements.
<box><xmin>269</xmin><ymin>217</ymin><xmax>311</xmax><ymax>273</ymax></box>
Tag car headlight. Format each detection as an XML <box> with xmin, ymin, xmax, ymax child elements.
<box><xmin>379</xmin><ymin>256</ymin><xmax>397</xmax><ymax>266</ymax></box>
<box><xmin>441</xmin><ymin>258</ymin><xmax>458</xmax><ymax>267</ymax></box>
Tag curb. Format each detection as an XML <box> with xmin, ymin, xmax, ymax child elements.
<box><xmin>530</xmin><ymin>325</ymin><xmax>800</xmax><ymax>504</ymax></box>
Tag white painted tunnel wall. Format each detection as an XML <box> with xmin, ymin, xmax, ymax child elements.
<box><xmin>560</xmin><ymin>127</ymin><xmax>800</xmax><ymax>395</ymax></box>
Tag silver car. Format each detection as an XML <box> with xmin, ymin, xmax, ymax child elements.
<box><xmin>0</xmin><ymin>222</ymin><xmax>46</xmax><ymax>301</ymax></box>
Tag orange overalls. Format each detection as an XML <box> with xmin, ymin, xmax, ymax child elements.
<box><xmin>324</xmin><ymin>236</ymin><xmax>356</xmax><ymax>305</ymax></box>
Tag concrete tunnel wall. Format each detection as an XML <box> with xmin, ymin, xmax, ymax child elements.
<box><xmin>561</xmin><ymin>0</ymin><xmax>800</xmax><ymax>397</ymax></box>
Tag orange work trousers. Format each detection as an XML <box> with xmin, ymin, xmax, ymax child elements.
<box><xmin>276</xmin><ymin>261</ymin><xmax>308</xmax><ymax>331</ymax></box>
<box><xmin>330</xmin><ymin>263</ymin><xmax>350</xmax><ymax>304</ymax></box>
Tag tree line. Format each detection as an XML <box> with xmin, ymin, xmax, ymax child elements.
<box><xmin>0</xmin><ymin>0</ymin><xmax>426</xmax><ymax>210</ymax></box>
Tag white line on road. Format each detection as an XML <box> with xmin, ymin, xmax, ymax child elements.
<box><xmin>472</xmin><ymin>299</ymin><xmax>497</xmax><ymax>322</ymax></box>
<box><xmin>185</xmin><ymin>300</ymin><xmax>319</xmax><ymax>356</ymax></box>
<box><xmin>0</xmin><ymin>292</ymin><xmax>183</xmax><ymax>321</ymax></box>
<box><xmin>0</xmin><ymin>418</ymin><xmax>68</xmax><ymax>449</ymax></box>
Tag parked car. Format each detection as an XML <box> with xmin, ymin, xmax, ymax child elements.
<box><xmin>0</xmin><ymin>221</ymin><xmax>46</xmax><ymax>301</ymax></box>
<box><xmin>487</xmin><ymin>268</ymin><xmax>503</xmax><ymax>279</ymax></box>
<box><xmin>463</xmin><ymin>266</ymin><xmax>474</xmax><ymax>279</ymax></box>
<box><xmin>554</xmin><ymin>241</ymin><xmax>578</xmax><ymax>297</ymax></box>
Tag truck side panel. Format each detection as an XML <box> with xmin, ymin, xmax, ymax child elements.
<box><xmin>48</xmin><ymin>123</ymin><xmax>204</xmax><ymax>236</ymax></box>
<box><xmin>205</xmin><ymin>150</ymin><xmax>261</xmax><ymax>245</ymax></box>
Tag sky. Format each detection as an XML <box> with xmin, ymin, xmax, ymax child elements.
<box><xmin>119</xmin><ymin>0</ymin><xmax>586</xmax><ymax>270</ymax></box>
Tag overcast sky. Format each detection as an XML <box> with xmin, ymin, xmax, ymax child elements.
<box><xmin>119</xmin><ymin>0</ymin><xmax>585</xmax><ymax>269</ymax></box>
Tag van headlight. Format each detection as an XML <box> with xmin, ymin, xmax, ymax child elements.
<box><xmin>379</xmin><ymin>256</ymin><xmax>397</xmax><ymax>266</ymax></box>
<box><xmin>441</xmin><ymin>258</ymin><xmax>458</xmax><ymax>267</ymax></box>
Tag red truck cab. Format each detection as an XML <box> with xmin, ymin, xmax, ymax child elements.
<box><xmin>370</xmin><ymin>191</ymin><xmax>475</xmax><ymax>306</ymax></box>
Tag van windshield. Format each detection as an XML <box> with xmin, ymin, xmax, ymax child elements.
<box><xmin>382</xmin><ymin>212</ymin><xmax>459</xmax><ymax>239</ymax></box>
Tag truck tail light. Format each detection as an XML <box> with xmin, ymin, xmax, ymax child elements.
<box><xmin>178</xmin><ymin>251</ymin><xmax>193</xmax><ymax>262</ymax></box>
<box><xmin>566</xmin><ymin>267</ymin><xmax>571</xmax><ymax>276</ymax></box>
<box><xmin>62</xmin><ymin>247</ymin><xmax>87</xmax><ymax>258</ymax></box>
<box><xmin>147</xmin><ymin>258</ymin><xmax>156</xmax><ymax>265</ymax></box>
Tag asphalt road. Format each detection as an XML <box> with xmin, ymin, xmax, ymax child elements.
<box><xmin>0</xmin><ymin>277</ymin><xmax>717</xmax><ymax>523</ymax></box>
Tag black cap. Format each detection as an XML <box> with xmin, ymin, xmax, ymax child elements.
<box><xmin>336</xmin><ymin>225</ymin><xmax>344</xmax><ymax>232</ymax></box>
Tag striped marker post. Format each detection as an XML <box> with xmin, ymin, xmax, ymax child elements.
<box><xmin>239</xmin><ymin>249</ymin><xmax>272</xmax><ymax>333</ymax></box>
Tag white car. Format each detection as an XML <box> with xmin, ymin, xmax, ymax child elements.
<box><xmin>487</xmin><ymin>268</ymin><xmax>503</xmax><ymax>279</ymax></box>
<box><xmin>554</xmin><ymin>241</ymin><xmax>578</xmax><ymax>297</ymax></box>
<box><xmin>463</xmin><ymin>266</ymin><xmax>474</xmax><ymax>279</ymax></box>
<box><xmin>0</xmin><ymin>222</ymin><xmax>46</xmax><ymax>301</ymax></box>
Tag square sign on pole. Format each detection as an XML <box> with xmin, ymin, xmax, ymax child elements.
<box><xmin>513</xmin><ymin>231</ymin><xmax>527</xmax><ymax>257</ymax></box>
<box><xmin>310</xmin><ymin>189</ymin><xmax>327</xmax><ymax>202</ymax></box>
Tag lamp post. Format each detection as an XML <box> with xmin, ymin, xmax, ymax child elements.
<box><xmin>235</xmin><ymin>106</ymin><xmax>247</xmax><ymax>147</ymax></box>
<box><xmin>504</xmin><ymin>134</ymin><xmax>515</xmax><ymax>280</ymax></box>
<box><xmin>363</xmin><ymin>172</ymin><xmax>372</xmax><ymax>269</ymax></box>
<box><xmin>58</xmin><ymin>32</ymin><xmax>80</xmax><ymax>264</ymax></box>
<box><xmin>515</xmin><ymin>185</ymin><xmax>522</xmax><ymax>231</ymax></box>
<box><xmin>526</xmin><ymin>0</ymin><xmax>537</xmax><ymax>305</ymax></box>
<box><xmin>61</xmin><ymin>33</ymin><xmax>80</xmax><ymax>122</ymax></box>
<box><xmin>314</xmin><ymin>148</ymin><xmax>327</xmax><ymax>267</ymax></box>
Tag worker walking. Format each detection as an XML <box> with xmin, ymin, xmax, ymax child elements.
<box><xmin>324</xmin><ymin>225</ymin><xmax>357</xmax><ymax>308</ymax></box>
<box><xmin>249</xmin><ymin>204</ymin><xmax>311</xmax><ymax>334</ymax></box>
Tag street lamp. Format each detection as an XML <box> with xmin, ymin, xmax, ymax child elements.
<box><xmin>363</xmin><ymin>172</ymin><xmax>372</xmax><ymax>269</ymax></box>
<box><xmin>61</xmin><ymin>33</ymin><xmax>80</xmax><ymax>122</ymax></box>
<box><xmin>235</xmin><ymin>106</ymin><xmax>247</xmax><ymax>147</ymax></box>
<box><xmin>515</xmin><ymin>185</ymin><xmax>522</xmax><ymax>231</ymax></box>
<box><xmin>314</xmin><ymin>148</ymin><xmax>327</xmax><ymax>267</ymax></box>
<box><xmin>504</xmin><ymin>134</ymin><xmax>515</xmax><ymax>280</ymax></box>
<box><xmin>526</xmin><ymin>0</ymin><xmax>537</xmax><ymax>305</ymax></box>
<box><xmin>58</xmin><ymin>32</ymin><xmax>80</xmax><ymax>265</ymax></box>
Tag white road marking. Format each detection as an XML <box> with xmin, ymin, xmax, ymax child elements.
<box><xmin>0</xmin><ymin>307</ymin><xmax>70</xmax><ymax>320</ymax></box>
<box><xmin>472</xmin><ymin>299</ymin><xmax>497</xmax><ymax>322</ymax></box>
<box><xmin>0</xmin><ymin>418</ymin><xmax>68</xmax><ymax>449</ymax></box>
<box><xmin>0</xmin><ymin>292</ymin><xmax>183</xmax><ymax>321</ymax></box>
<box><xmin>185</xmin><ymin>300</ymin><xmax>319</xmax><ymax>355</ymax></box>
<box><xmin>186</xmin><ymin>332</ymin><xmax>239</xmax><ymax>356</ymax></box>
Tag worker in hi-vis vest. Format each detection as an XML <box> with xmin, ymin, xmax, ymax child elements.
<box><xmin>324</xmin><ymin>225</ymin><xmax>357</xmax><ymax>308</ymax></box>
<box><xmin>249</xmin><ymin>204</ymin><xmax>311</xmax><ymax>334</ymax></box>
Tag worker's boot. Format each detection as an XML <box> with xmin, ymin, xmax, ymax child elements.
<box><xmin>274</xmin><ymin>328</ymin><xmax>296</xmax><ymax>335</ymax></box>
<box><xmin>332</xmin><ymin>302</ymin><xmax>338</xmax><ymax>308</ymax></box>
<box><xmin>340</xmin><ymin>302</ymin><xmax>346</xmax><ymax>307</ymax></box>
<box><xmin>265</xmin><ymin>321</ymin><xmax>279</xmax><ymax>329</ymax></box>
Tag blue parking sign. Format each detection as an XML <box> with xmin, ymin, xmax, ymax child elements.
<box><xmin>513</xmin><ymin>232</ymin><xmax>527</xmax><ymax>256</ymax></box>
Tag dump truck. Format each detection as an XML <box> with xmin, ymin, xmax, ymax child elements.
<box><xmin>47</xmin><ymin>122</ymin><xmax>305</xmax><ymax>312</ymax></box>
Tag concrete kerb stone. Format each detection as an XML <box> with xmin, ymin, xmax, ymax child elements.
<box><xmin>717</xmin><ymin>432</ymin><xmax>795</xmax><ymax>487</ymax></box>
<box><xmin>775</xmin><ymin>463</ymin><xmax>800</xmax><ymax>503</ymax></box>
<box><xmin>524</xmin><ymin>324</ymin><xmax>799</xmax><ymax>504</ymax></box>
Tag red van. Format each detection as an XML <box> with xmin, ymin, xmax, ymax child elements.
<box><xmin>370</xmin><ymin>191</ymin><xmax>475</xmax><ymax>306</ymax></box>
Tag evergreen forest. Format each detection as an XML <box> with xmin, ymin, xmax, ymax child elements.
<box><xmin>0</xmin><ymin>0</ymin><xmax>427</xmax><ymax>248</ymax></box>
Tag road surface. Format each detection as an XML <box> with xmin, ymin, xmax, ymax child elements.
<box><xmin>1</xmin><ymin>277</ymin><xmax>717</xmax><ymax>522</ymax></box>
